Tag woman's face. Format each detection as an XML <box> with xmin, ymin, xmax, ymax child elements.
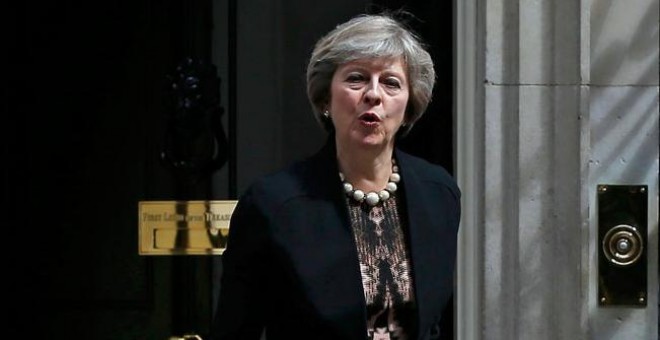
<box><xmin>328</xmin><ymin>57</ymin><xmax>409</xmax><ymax>150</ymax></box>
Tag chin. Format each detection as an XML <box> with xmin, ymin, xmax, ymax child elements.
<box><xmin>355</xmin><ymin>135</ymin><xmax>389</xmax><ymax>148</ymax></box>
<box><xmin>344</xmin><ymin>130</ymin><xmax>391</xmax><ymax>149</ymax></box>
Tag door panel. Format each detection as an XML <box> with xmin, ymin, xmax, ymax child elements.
<box><xmin>11</xmin><ymin>1</ymin><xmax>214</xmax><ymax>338</ymax></box>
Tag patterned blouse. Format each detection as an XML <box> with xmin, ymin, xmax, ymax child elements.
<box><xmin>347</xmin><ymin>194</ymin><xmax>417</xmax><ymax>340</ymax></box>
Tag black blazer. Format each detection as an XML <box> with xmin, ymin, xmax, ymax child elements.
<box><xmin>210</xmin><ymin>140</ymin><xmax>461</xmax><ymax>340</ymax></box>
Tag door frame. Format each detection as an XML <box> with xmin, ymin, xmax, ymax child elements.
<box><xmin>454</xmin><ymin>0</ymin><xmax>482</xmax><ymax>339</ymax></box>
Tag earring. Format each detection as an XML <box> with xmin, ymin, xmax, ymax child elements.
<box><xmin>323</xmin><ymin>110</ymin><xmax>330</xmax><ymax>118</ymax></box>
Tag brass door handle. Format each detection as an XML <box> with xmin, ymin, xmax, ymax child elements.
<box><xmin>602</xmin><ymin>224</ymin><xmax>644</xmax><ymax>266</ymax></box>
<box><xmin>169</xmin><ymin>335</ymin><xmax>203</xmax><ymax>340</ymax></box>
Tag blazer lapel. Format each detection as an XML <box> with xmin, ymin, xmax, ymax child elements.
<box><xmin>306</xmin><ymin>138</ymin><xmax>369</xmax><ymax>338</ymax></box>
<box><xmin>396</xmin><ymin>150</ymin><xmax>437</xmax><ymax>337</ymax></box>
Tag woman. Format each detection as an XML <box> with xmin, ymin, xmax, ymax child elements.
<box><xmin>211</xmin><ymin>13</ymin><xmax>461</xmax><ymax>340</ymax></box>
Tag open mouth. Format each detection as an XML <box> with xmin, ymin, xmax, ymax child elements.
<box><xmin>359</xmin><ymin>112</ymin><xmax>381</xmax><ymax>123</ymax></box>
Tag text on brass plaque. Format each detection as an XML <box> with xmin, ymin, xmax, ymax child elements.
<box><xmin>139</xmin><ymin>200</ymin><xmax>237</xmax><ymax>255</ymax></box>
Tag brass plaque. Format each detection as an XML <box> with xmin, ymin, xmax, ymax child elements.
<box><xmin>139</xmin><ymin>200</ymin><xmax>237</xmax><ymax>255</ymax></box>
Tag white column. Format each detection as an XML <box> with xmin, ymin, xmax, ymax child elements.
<box><xmin>588</xmin><ymin>0</ymin><xmax>659</xmax><ymax>338</ymax></box>
<box><xmin>457</xmin><ymin>0</ymin><xmax>658</xmax><ymax>339</ymax></box>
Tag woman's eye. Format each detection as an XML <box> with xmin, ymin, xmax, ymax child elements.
<box><xmin>346</xmin><ymin>74</ymin><xmax>365</xmax><ymax>83</ymax></box>
<box><xmin>384</xmin><ymin>78</ymin><xmax>401</xmax><ymax>88</ymax></box>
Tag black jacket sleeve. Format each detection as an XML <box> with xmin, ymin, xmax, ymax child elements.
<box><xmin>210</xmin><ymin>188</ymin><xmax>270</xmax><ymax>340</ymax></box>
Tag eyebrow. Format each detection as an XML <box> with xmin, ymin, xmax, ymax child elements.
<box><xmin>341</xmin><ymin>66</ymin><xmax>406</xmax><ymax>79</ymax></box>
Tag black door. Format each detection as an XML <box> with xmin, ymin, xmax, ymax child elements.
<box><xmin>10</xmin><ymin>1</ymin><xmax>218</xmax><ymax>339</ymax></box>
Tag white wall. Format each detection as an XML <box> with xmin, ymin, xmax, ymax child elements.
<box><xmin>457</xmin><ymin>0</ymin><xmax>658</xmax><ymax>338</ymax></box>
<box><xmin>588</xmin><ymin>0</ymin><xmax>659</xmax><ymax>338</ymax></box>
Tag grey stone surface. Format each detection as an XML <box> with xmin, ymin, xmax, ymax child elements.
<box><xmin>486</xmin><ymin>0</ymin><xmax>580</xmax><ymax>85</ymax></box>
<box><xmin>478</xmin><ymin>1</ymin><xmax>658</xmax><ymax>338</ymax></box>
<box><xmin>588</xmin><ymin>86</ymin><xmax>659</xmax><ymax>340</ymax></box>
<box><xmin>483</xmin><ymin>84</ymin><xmax>584</xmax><ymax>339</ymax></box>
<box><xmin>590</xmin><ymin>0</ymin><xmax>659</xmax><ymax>85</ymax></box>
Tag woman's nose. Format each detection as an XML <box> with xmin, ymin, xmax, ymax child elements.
<box><xmin>363</xmin><ymin>80</ymin><xmax>382</xmax><ymax>105</ymax></box>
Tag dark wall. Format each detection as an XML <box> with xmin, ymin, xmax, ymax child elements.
<box><xmin>11</xmin><ymin>1</ymin><xmax>213</xmax><ymax>338</ymax></box>
<box><xmin>8</xmin><ymin>1</ymin><xmax>453</xmax><ymax>338</ymax></box>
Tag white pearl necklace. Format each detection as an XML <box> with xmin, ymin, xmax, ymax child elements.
<box><xmin>339</xmin><ymin>159</ymin><xmax>400</xmax><ymax>206</ymax></box>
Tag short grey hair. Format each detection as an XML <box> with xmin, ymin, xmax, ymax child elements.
<box><xmin>306</xmin><ymin>14</ymin><xmax>435</xmax><ymax>134</ymax></box>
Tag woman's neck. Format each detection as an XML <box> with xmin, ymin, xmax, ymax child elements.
<box><xmin>336</xmin><ymin>142</ymin><xmax>395</xmax><ymax>192</ymax></box>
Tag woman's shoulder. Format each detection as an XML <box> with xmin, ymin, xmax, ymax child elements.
<box><xmin>240</xmin><ymin>149</ymin><xmax>336</xmax><ymax>206</ymax></box>
<box><xmin>395</xmin><ymin>149</ymin><xmax>460</xmax><ymax>198</ymax></box>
